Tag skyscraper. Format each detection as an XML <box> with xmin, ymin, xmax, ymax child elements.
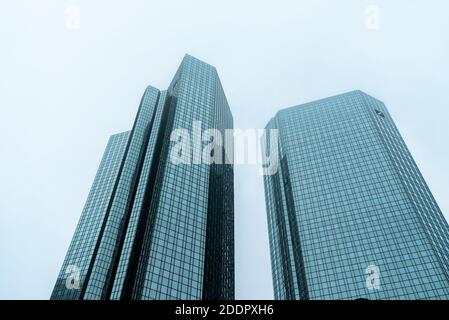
<box><xmin>51</xmin><ymin>55</ymin><xmax>234</xmax><ymax>300</ymax></box>
<box><xmin>263</xmin><ymin>90</ymin><xmax>449</xmax><ymax>300</ymax></box>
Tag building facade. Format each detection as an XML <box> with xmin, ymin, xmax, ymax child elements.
<box><xmin>263</xmin><ymin>90</ymin><xmax>449</xmax><ymax>300</ymax></box>
<box><xmin>51</xmin><ymin>55</ymin><xmax>234</xmax><ymax>300</ymax></box>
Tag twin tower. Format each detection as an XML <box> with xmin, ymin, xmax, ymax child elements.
<box><xmin>51</xmin><ymin>55</ymin><xmax>449</xmax><ymax>300</ymax></box>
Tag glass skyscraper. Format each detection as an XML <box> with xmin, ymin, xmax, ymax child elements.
<box><xmin>263</xmin><ymin>90</ymin><xmax>449</xmax><ymax>300</ymax></box>
<box><xmin>51</xmin><ymin>55</ymin><xmax>234</xmax><ymax>300</ymax></box>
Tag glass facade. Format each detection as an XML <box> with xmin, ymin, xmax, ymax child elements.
<box><xmin>51</xmin><ymin>55</ymin><xmax>234</xmax><ymax>300</ymax></box>
<box><xmin>263</xmin><ymin>90</ymin><xmax>449</xmax><ymax>300</ymax></box>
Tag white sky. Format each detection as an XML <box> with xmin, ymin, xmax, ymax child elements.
<box><xmin>0</xmin><ymin>0</ymin><xmax>448</xmax><ymax>299</ymax></box>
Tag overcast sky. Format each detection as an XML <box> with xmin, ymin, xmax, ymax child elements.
<box><xmin>1</xmin><ymin>0</ymin><xmax>448</xmax><ymax>299</ymax></box>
